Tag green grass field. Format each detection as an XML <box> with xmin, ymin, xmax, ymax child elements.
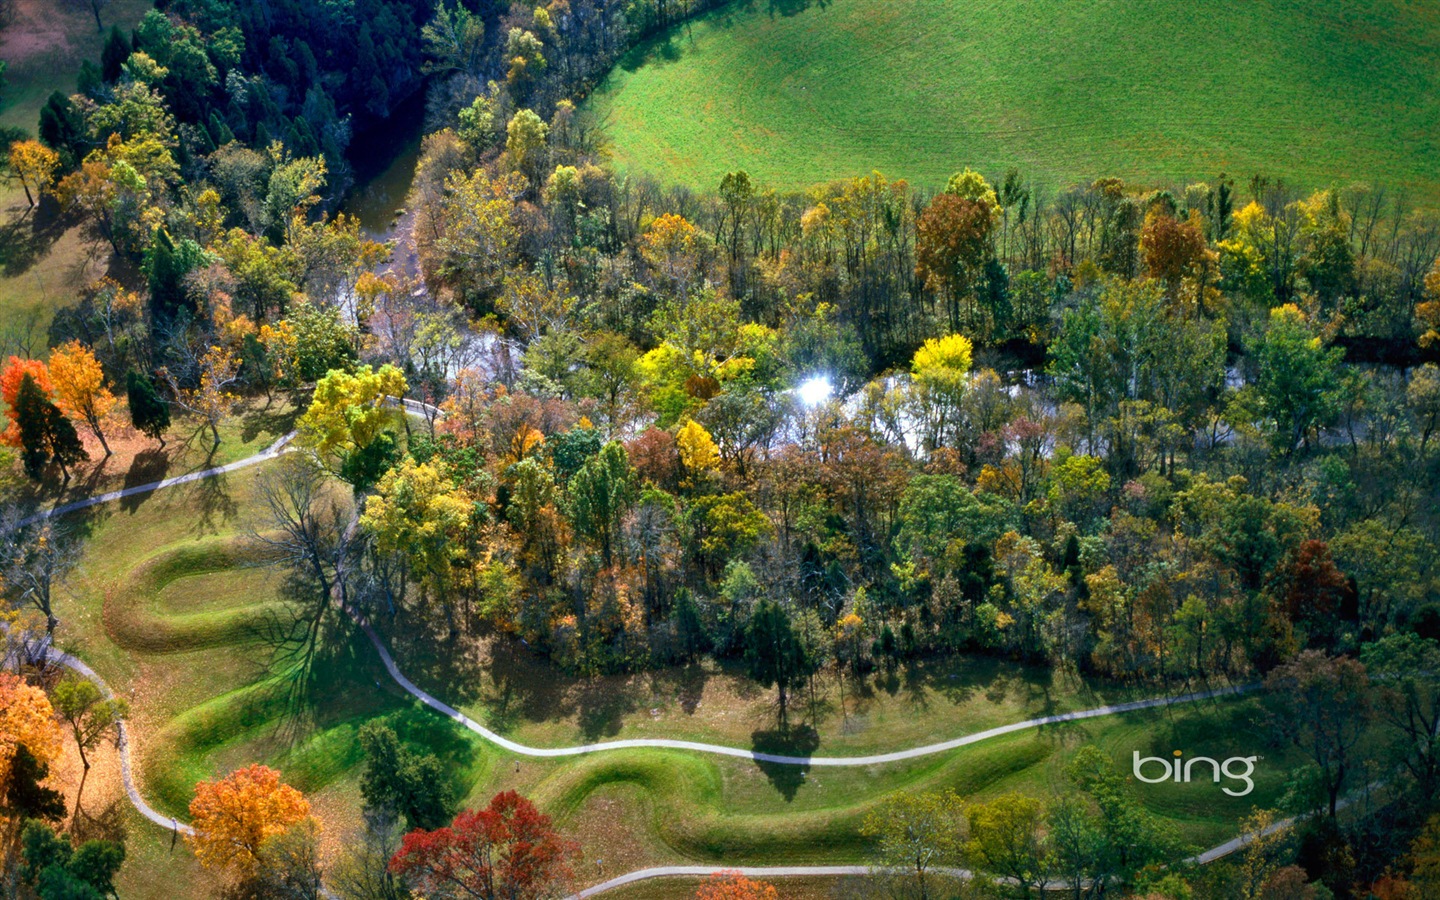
<box><xmin>0</xmin><ymin>0</ymin><xmax>154</xmax><ymax>330</ymax></box>
<box><xmin>586</xmin><ymin>0</ymin><xmax>1440</xmax><ymax>195</ymax></box>
<box><xmin>42</xmin><ymin>444</ymin><xmax>1298</xmax><ymax>895</ymax></box>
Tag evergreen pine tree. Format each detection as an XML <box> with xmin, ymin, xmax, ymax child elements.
<box><xmin>15</xmin><ymin>374</ymin><xmax>52</xmax><ymax>479</ymax></box>
<box><xmin>101</xmin><ymin>26</ymin><xmax>131</xmax><ymax>83</ymax></box>
<box><xmin>15</xmin><ymin>374</ymin><xmax>88</xmax><ymax>481</ymax></box>
<box><xmin>126</xmin><ymin>370</ymin><xmax>171</xmax><ymax>447</ymax></box>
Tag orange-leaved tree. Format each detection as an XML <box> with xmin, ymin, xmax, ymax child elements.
<box><xmin>390</xmin><ymin>790</ymin><xmax>579</xmax><ymax>900</ymax></box>
<box><xmin>49</xmin><ymin>341</ymin><xmax>117</xmax><ymax>457</ymax></box>
<box><xmin>1</xmin><ymin>356</ymin><xmax>53</xmax><ymax>446</ymax></box>
<box><xmin>188</xmin><ymin>764</ymin><xmax>315</xmax><ymax>877</ymax></box>
<box><xmin>695</xmin><ymin>873</ymin><xmax>780</xmax><ymax>900</ymax></box>
<box><xmin>0</xmin><ymin>673</ymin><xmax>65</xmax><ymax>788</ymax></box>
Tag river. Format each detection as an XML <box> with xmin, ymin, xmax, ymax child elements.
<box><xmin>340</xmin><ymin>91</ymin><xmax>426</xmax><ymax>243</ymax></box>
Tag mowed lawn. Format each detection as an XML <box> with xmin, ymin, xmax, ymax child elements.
<box><xmin>587</xmin><ymin>0</ymin><xmax>1440</xmax><ymax>194</ymax></box>
<box><xmin>0</xmin><ymin>0</ymin><xmax>155</xmax><ymax>330</ymax></box>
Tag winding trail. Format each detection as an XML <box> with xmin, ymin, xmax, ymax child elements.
<box><xmin>39</xmin><ymin>640</ymin><xmax>195</xmax><ymax>838</ymax></box>
<box><xmin>18</xmin><ymin>432</ymin><xmax>298</xmax><ymax>528</ymax></box>
<box><xmin>565</xmin><ymin>791</ymin><xmax>1368</xmax><ymax>899</ymax></box>
<box><xmin>358</xmin><ymin>613</ymin><xmax>1256</xmax><ymax>764</ymax></box>
<box><xmin>16</xmin><ymin>418</ymin><xmax>1298</xmax><ymax>892</ymax></box>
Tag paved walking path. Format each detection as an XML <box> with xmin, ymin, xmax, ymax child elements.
<box><xmin>10</xmin><ymin>410</ymin><xmax>1302</xmax><ymax>893</ymax></box>
<box><xmin>18</xmin><ymin>432</ymin><xmax>297</xmax><ymax>528</ymax></box>
<box><xmin>564</xmin><ymin>804</ymin><xmax>1327</xmax><ymax>900</ymax></box>
<box><xmin>358</xmin><ymin>612</ymin><xmax>1255</xmax><ymax>764</ymax></box>
<box><xmin>39</xmin><ymin>640</ymin><xmax>194</xmax><ymax>838</ymax></box>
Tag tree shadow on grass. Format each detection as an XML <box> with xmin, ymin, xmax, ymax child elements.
<box><xmin>750</xmin><ymin>723</ymin><xmax>819</xmax><ymax>801</ymax></box>
<box><xmin>668</xmin><ymin>662</ymin><xmax>709</xmax><ymax>715</ymax></box>
<box><xmin>0</xmin><ymin>203</ymin><xmax>66</xmax><ymax>278</ymax></box>
<box><xmin>119</xmin><ymin>448</ymin><xmax>170</xmax><ymax>513</ymax></box>
<box><xmin>575</xmin><ymin>676</ymin><xmax>641</xmax><ymax>742</ymax></box>
<box><xmin>240</xmin><ymin>401</ymin><xmax>300</xmax><ymax>445</ymax></box>
<box><xmin>384</xmin><ymin>622</ymin><xmax>488</xmax><ymax>712</ymax></box>
<box><xmin>766</xmin><ymin>0</ymin><xmax>826</xmax><ymax>17</ymax></box>
<box><xmin>189</xmin><ymin>469</ymin><xmax>237</xmax><ymax>535</ymax></box>
<box><xmin>475</xmin><ymin>638</ymin><xmax>565</xmax><ymax>734</ymax></box>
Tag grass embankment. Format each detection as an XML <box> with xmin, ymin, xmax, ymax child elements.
<box><xmin>46</xmin><ymin>444</ymin><xmax>1297</xmax><ymax>896</ymax></box>
<box><xmin>49</xmin><ymin>456</ymin><xmax>492</xmax><ymax>898</ymax></box>
<box><xmin>587</xmin><ymin>0</ymin><xmax>1440</xmax><ymax>195</ymax></box>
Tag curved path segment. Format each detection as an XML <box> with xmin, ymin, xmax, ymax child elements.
<box><xmin>18</xmin><ymin>432</ymin><xmax>298</xmax><ymax>529</ymax></box>
<box><xmin>358</xmin><ymin>615</ymin><xmax>1256</xmax><ymax>765</ymax></box>
<box><xmin>39</xmin><ymin>641</ymin><xmax>195</xmax><ymax>838</ymax></box>
<box><xmin>14</xmin><ymin>413</ymin><xmax>1293</xmax><ymax>894</ymax></box>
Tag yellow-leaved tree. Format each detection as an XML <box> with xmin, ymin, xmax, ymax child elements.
<box><xmin>676</xmin><ymin>419</ymin><xmax>720</xmax><ymax>477</ymax></box>
<box><xmin>298</xmin><ymin>364</ymin><xmax>408</xmax><ymax>487</ymax></box>
<box><xmin>188</xmin><ymin>764</ymin><xmax>315</xmax><ymax>878</ymax></box>
<box><xmin>361</xmin><ymin>457</ymin><xmax>485</xmax><ymax>634</ymax></box>
<box><xmin>0</xmin><ymin>673</ymin><xmax>64</xmax><ymax>789</ymax></box>
<box><xmin>8</xmin><ymin>140</ymin><xmax>60</xmax><ymax>208</ymax></box>
<box><xmin>48</xmin><ymin>341</ymin><xmax>117</xmax><ymax>457</ymax></box>
<box><xmin>910</xmin><ymin>332</ymin><xmax>973</xmax><ymax>452</ymax></box>
<box><xmin>162</xmin><ymin>345</ymin><xmax>240</xmax><ymax>452</ymax></box>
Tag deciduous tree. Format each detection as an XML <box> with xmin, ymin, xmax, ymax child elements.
<box><xmin>188</xmin><ymin>764</ymin><xmax>315</xmax><ymax>878</ymax></box>
<box><xmin>7</xmin><ymin>140</ymin><xmax>60</xmax><ymax>207</ymax></box>
<box><xmin>1264</xmin><ymin>651</ymin><xmax>1371</xmax><ymax>816</ymax></box>
<box><xmin>859</xmin><ymin>790</ymin><xmax>966</xmax><ymax>900</ymax></box>
<box><xmin>0</xmin><ymin>673</ymin><xmax>63</xmax><ymax>793</ymax></box>
<box><xmin>162</xmin><ymin>345</ymin><xmax>239</xmax><ymax>452</ymax></box>
<box><xmin>50</xmin><ymin>678</ymin><xmax>127</xmax><ymax>821</ymax></box>
<box><xmin>1255</xmin><ymin>304</ymin><xmax>1343</xmax><ymax>455</ymax></box>
<box><xmin>389</xmin><ymin>791</ymin><xmax>579</xmax><ymax>900</ymax></box>
<box><xmin>48</xmin><ymin>341</ymin><xmax>116</xmax><ymax>457</ymax></box>
<box><xmin>298</xmin><ymin>364</ymin><xmax>408</xmax><ymax>478</ymax></box>
<box><xmin>358</xmin><ymin>721</ymin><xmax>454</xmax><ymax>831</ymax></box>
<box><xmin>965</xmin><ymin>792</ymin><xmax>1052</xmax><ymax>898</ymax></box>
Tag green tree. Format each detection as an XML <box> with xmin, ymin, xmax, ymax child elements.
<box><xmin>965</xmin><ymin>792</ymin><xmax>1052</xmax><ymax>898</ymax></box>
<box><xmin>358</xmin><ymin>721</ymin><xmax>454</xmax><ymax>831</ymax></box>
<box><xmin>15</xmin><ymin>374</ymin><xmax>88</xmax><ymax>481</ymax></box>
<box><xmin>144</xmin><ymin>229</ymin><xmax>208</xmax><ymax>326</ymax></box>
<box><xmin>895</xmin><ymin>474</ymin><xmax>1009</xmax><ymax>571</ymax></box>
<box><xmin>287</xmin><ymin>300</ymin><xmax>359</xmax><ymax>382</ymax></box>
<box><xmin>1359</xmin><ymin>633</ymin><xmax>1440</xmax><ymax>788</ymax></box>
<box><xmin>19</xmin><ymin>821</ymin><xmax>124</xmax><ymax>900</ymax></box>
<box><xmin>1065</xmin><ymin>746</ymin><xmax>1180</xmax><ymax>887</ymax></box>
<box><xmin>743</xmin><ymin>600</ymin><xmax>814</xmax><ymax>724</ymax></box>
<box><xmin>859</xmin><ymin>790</ymin><xmax>967</xmax><ymax>900</ymax></box>
<box><xmin>50</xmin><ymin>678</ymin><xmax>127</xmax><ymax>822</ymax></box>
<box><xmin>1264</xmin><ymin>651</ymin><xmax>1371</xmax><ymax>817</ymax></box>
<box><xmin>125</xmin><ymin>370</ymin><xmax>171</xmax><ymax>447</ymax></box>
<box><xmin>568</xmin><ymin>442</ymin><xmax>635</xmax><ymax>568</ymax></box>
<box><xmin>421</xmin><ymin>0</ymin><xmax>485</xmax><ymax>77</ymax></box>
<box><xmin>1254</xmin><ymin>304</ymin><xmax>1343</xmax><ymax>454</ymax></box>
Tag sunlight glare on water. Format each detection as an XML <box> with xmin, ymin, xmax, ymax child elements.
<box><xmin>797</xmin><ymin>375</ymin><xmax>834</xmax><ymax>407</ymax></box>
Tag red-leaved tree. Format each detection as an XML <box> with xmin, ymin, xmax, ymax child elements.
<box><xmin>389</xmin><ymin>790</ymin><xmax>579</xmax><ymax>900</ymax></box>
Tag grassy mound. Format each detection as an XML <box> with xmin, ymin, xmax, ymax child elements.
<box><xmin>587</xmin><ymin>0</ymin><xmax>1440</xmax><ymax>195</ymax></box>
<box><xmin>48</xmin><ymin>454</ymin><xmax>1299</xmax><ymax>895</ymax></box>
